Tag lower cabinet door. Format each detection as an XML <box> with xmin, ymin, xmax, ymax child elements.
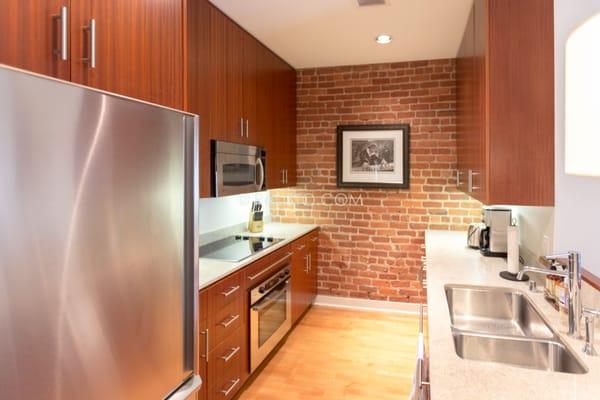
<box><xmin>198</xmin><ymin>291</ymin><xmax>209</xmax><ymax>400</ymax></box>
<box><xmin>208</xmin><ymin>328</ymin><xmax>245</xmax><ymax>400</ymax></box>
<box><xmin>307</xmin><ymin>232</ymin><xmax>319</xmax><ymax>305</ymax></box>
<box><xmin>291</xmin><ymin>238</ymin><xmax>310</xmax><ymax>324</ymax></box>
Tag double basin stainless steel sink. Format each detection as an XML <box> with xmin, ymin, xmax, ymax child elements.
<box><xmin>445</xmin><ymin>284</ymin><xmax>588</xmax><ymax>374</ymax></box>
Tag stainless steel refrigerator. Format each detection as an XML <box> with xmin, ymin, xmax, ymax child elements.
<box><xmin>0</xmin><ymin>65</ymin><xmax>201</xmax><ymax>399</ymax></box>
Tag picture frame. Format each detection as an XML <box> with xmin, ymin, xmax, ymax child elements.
<box><xmin>336</xmin><ymin>124</ymin><xmax>410</xmax><ymax>189</ymax></box>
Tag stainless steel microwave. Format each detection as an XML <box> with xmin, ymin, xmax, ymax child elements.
<box><xmin>213</xmin><ymin>140</ymin><xmax>266</xmax><ymax>197</ymax></box>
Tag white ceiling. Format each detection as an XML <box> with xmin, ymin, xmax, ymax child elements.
<box><xmin>209</xmin><ymin>0</ymin><xmax>473</xmax><ymax>69</ymax></box>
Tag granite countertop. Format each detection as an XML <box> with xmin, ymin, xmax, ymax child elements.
<box><xmin>198</xmin><ymin>223</ymin><xmax>319</xmax><ymax>290</ymax></box>
<box><xmin>425</xmin><ymin>230</ymin><xmax>600</xmax><ymax>400</ymax></box>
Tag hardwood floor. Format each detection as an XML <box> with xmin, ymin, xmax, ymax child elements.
<box><xmin>238</xmin><ymin>306</ymin><xmax>420</xmax><ymax>400</ymax></box>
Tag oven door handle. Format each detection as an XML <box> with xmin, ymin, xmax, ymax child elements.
<box><xmin>251</xmin><ymin>281</ymin><xmax>289</xmax><ymax>312</ymax></box>
<box><xmin>255</xmin><ymin>157</ymin><xmax>265</xmax><ymax>191</ymax></box>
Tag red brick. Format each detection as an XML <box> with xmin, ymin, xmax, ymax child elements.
<box><xmin>270</xmin><ymin>58</ymin><xmax>481</xmax><ymax>303</ymax></box>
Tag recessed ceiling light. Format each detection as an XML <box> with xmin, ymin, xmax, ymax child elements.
<box><xmin>375</xmin><ymin>34</ymin><xmax>392</xmax><ymax>44</ymax></box>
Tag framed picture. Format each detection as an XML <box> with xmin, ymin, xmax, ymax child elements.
<box><xmin>336</xmin><ymin>124</ymin><xmax>410</xmax><ymax>188</ymax></box>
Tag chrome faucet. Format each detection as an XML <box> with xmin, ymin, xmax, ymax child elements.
<box><xmin>517</xmin><ymin>252</ymin><xmax>583</xmax><ymax>338</ymax></box>
<box><xmin>582</xmin><ymin>307</ymin><xmax>600</xmax><ymax>356</ymax></box>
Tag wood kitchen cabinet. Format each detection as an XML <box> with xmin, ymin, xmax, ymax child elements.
<box><xmin>197</xmin><ymin>232</ymin><xmax>316</xmax><ymax>398</ymax></box>
<box><xmin>306</xmin><ymin>231</ymin><xmax>319</xmax><ymax>305</ymax></box>
<box><xmin>2</xmin><ymin>0</ymin><xmax>297</xmax><ymax>198</ymax></box>
<box><xmin>456</xmin><ymin>0</ymin><xmax>554</xmax><ymax>206</ymax></box>
<box><xmin>0</xmin><ymin>0</ymin><xmax>71</xmax><ymax>80</ymax></box>
<box><xmin>70</xmin><ymin>0</ymin><xmax>184</xmax><ymax>109</ymax></box>
<box><xmin>199</xmin><ymin>270</ymin><xmax>246</xmax><ymax>400</ymax></box>
<box><xmin>186</xmin><ymin>0</ymin><xmax>296</xmax><ymax>196</ymax></box>
<box><xmin>198</xmin><ymin>290</ymin><xmax>208</xmax><ymax>400</ymax></box>
<box><xmin>261</xmin><ymin>47</ymin><xmax>297</xmax><ymax>190</ymax></box>
<box><xmin>0</xmin><ymin>0</ymin><xmax>183</xmax><ymax>109</ymax></box>
<box><xmin>291</xmin><ymin>230</ymin><xmax>318</xmax><ymax>325</ymax></box>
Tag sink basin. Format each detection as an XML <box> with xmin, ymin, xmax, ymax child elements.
<box><xmin>445</xmin><ymin>284</ymin><xmax>588</xmax><ymax>374</ymax></box>
<box><xmin>445</xmin><ymin>285</ymin><xmax>554</xmax><ymax>339</ymax></box>
<box><xmin>453</xmin><ymin>332</ymin><xmax>588</xmax><ymax>374</ymax></box>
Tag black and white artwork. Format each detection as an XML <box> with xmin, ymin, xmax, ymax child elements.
<box><xmin>350</xmin><ymin>139</ymin><xmax>395</xmax><ymax>172</ymax></box>
<box><xmin>336</xmin><ymin>124</ymin><xmax>410</xmax><ymax>188</ymax></box>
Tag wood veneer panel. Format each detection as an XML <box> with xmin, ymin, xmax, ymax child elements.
<box><xmin>0</xmin><ymin>0</ymin><xmax>70</xmax><ymax>80</ymax></box>
<box><xmin>487</xmin><ymin>0</ymin><xmax>554</xmax><ymax>206</ymax></box>
<box><xmin>71</xmin><ymin>0</ymin><xmax>183</xmax><ymax>109</ymax></box>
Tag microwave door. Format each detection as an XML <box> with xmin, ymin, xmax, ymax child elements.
<box><xmin>216</xmin><ymin>153</ymin><xmax>258</xmax><ymax>196</ymax></box>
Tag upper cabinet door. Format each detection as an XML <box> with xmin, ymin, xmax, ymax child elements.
<box><xmin>243</xmin><ymin>33</ymin><xmax>258</xmax><ymax>145</ymax></box>
<box><xmin>455</xmin><ymin>6</ymin><xmax>475</xmax><ymax>195</ymax></box>
<box><xmin>456</xmin><ymin>0</ymin><xmax>553</xmax><ymax>206</ymax></box>
<box><xmin>70</xmin><ymin>0</ymin><xmax>183</xmax><ymax>109</ymax></box>
<box><xmin>225</xmin><ymin>19</ymin><xmax>245</xmax><ymax>143</ymax></box>
<box><xmin>283</xmin><ymin>66</ymin><xmax>297</xmax><ymax>186</ymax></box>
<box><xmin>0</xmin><ymin>0</ymin><xmax>70</xmax><ymax>80</ymax></box>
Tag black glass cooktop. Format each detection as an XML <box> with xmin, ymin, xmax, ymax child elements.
<box><xmin>199</xmin><ymin>235</ymin><xmax>284</xmax><ymax>262</ymax></box>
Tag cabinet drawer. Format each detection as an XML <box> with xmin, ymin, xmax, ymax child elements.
<box><xmin>245</xmin><ymin>246</ymin><xmax>292</xmax><ymax>288</ymax></box>
<box><xmin>244</xmin><ymin>256</ymin><xmax>271</xmax><ymax>286</ymax></box>
<box><xmin>209</xmin><ymin>297</ymin><xmax>244</xmax><ymax>350</ymax></box>
<box><xmin>209</xmin><ymin>329</ymin><xmax>245</xmax><ymax>399</ymax></box>
<box><xmin>207</xmin><ymin>271</ymin><xmax>243</xmax><ymax>311</ymax></box>
<box><xmin>269</xmin><ymin>244</ymin><xmax>293</xmax><ymax>262</ymax></box>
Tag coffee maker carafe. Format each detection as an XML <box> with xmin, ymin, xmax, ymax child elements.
<box><xmin>479</xmin><ymin>207</ymin><xmax>512</xmax><ymax>257</ymax></box>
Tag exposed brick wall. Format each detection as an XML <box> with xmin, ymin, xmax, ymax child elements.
<box><xmin>270</xmin><ymin>59</ymin><xmax>482</xmax><ymax>303</ymax></box>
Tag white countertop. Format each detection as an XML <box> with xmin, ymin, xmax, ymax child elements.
<box><xmin>425</xmin><ymin>230</ymin><xmax>600</xmax><ymax>400</ymax></box>
<box><xmin>198</xmin><ymin>223</ymin><xmax>319</xmax><ymax>290</ymax></box>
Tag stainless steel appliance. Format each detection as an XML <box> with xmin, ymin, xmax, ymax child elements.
<box><xmin>249</xmin><ymin>253</ymin><xmax>293</xmax><ymax>372</ymax></box>
<box><xmin>479</xmin><ymin>207</ymin><xmax>512</xmax><ymax>257</ymax></box>
<box><xmin>467</xmin><ymin>222</ymin><xmax>485</xmax><ymax>249</ymax></box>
<box><xmin>213</xmin><ymin>140</ymin><xmax>265</xmax><ymax>197</ymax></box>
<box><xmin>0</xmin><ymin>65</ymin><xmax>201</xmax><ymax>400</ymax></box>
<box><xmin>199</xmin><ymin>235</ymin><xmax>284</xmax><ymax>262</ymax></box>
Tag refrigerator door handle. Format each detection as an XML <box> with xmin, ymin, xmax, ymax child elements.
<box><xmin>165</xmin><ymin>375</ymin><xmax>202</xmax><ymax>400</ymax></box>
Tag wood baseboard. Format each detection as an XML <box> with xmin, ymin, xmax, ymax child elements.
<box><xmin>313</xmin><ymin>295</ymin><xmax>420</xmax><ymax>314</ymax></box>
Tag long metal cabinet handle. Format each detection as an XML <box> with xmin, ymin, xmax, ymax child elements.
<box><xmin>471</xmin><ymin>171</ymin><xmax>480</xmax><ymax>191</ymax></box>
<box><xmin>201</xmin><ymin>328</ymin><xmax>209</xmax><ymax>363</ymax></box>
<box><xmin>245</xmin><ymin>119</ymin><xmax>249</xmax><ymax>138</ymax></box>
<box><xmin>240</xmin><ymin>118</ymin><xmax>244</xmax><ymax>137</ymax></box>
<box><xmin>247</xmin><ymin>252</ymin><xmax>292</xmax><ymax>281</ymax></box>
<box><xmin>53</xmin><ymin>6</ymin><xmax>68</xmax><ymax>60</ymax></box>
<box><xmin>220</xmin><ymin>285</ymin><xmax>240</xmax><ymax>297</ymax></box>
<box><xmin>419</xmin><ymin>304</ymin><xmax>428</xmax><ymax>334</ymax></box>
<box><xmin>416</xmin><ymin>357</ymin><xmax>430</xmax><ymax>390</ymax></box>
<box><xmin>284</xmin><ymin>169</ymin><xmax>288</xmax><ymax>184</ymax></box>
<box><xmin>456</xmin><ymin>170</ymin><xmax>465</xmax><ymax>187</ymax></box>
<box><xmin>220</xmin><ymin>378</ymin><xmax>240</xmax><ymax>397</ymax></box>
<box><xmin>220</xmin><ymin>314</ymin><xmax>240</xmax><ymax>328</ymax></box>
<box><xmin>281</xmin><ymin>169</ymin><xmax>285</xmax><ymax>184</ymax></box>
<box><xmin>83</xmin><ymin>19</ymin><xmax>96</xmax><ymax>68</ymax></box>
<box><xmin>220</xmin><ymin>346</ymin><xmax>240</xmax><ymax>363</ymax></box>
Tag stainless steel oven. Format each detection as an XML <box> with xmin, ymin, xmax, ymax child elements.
<box><xmin>249</xmin><ymin>253</ymin><xmax>292</xmax><ymax>372</ymax></box>
<box><xmin>213</xmin><ymin>140</ymin><xmax>265</xmax><ymax>197</ymax></box>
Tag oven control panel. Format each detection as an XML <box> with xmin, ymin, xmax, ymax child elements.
<box><xmin>258</xmin><ymin>268</ymin><xmax>290</xmax><ymax>294</ymax></box>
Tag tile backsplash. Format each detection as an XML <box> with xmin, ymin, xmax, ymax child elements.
<box><xmin>198</xmin><ymin>191</ymin><xmax>270</xmax><ymax>236</ymax></box>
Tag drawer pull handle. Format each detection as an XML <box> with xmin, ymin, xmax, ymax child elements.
<box><xmin>297</xmin><ymin>244</ymin><xmax>306</xmax><ymax>251</ymax></box>
<box><xmin>220</xmin><ymin>314</ymin><xmax>240</xmax><ymax>328</ymax></box>
<box><xmin>221</xmin><ymin>285</ymin><xmax>240</xmax><ymax>297</ymax></box>
<box><xmin>247</xmin><ymin>252</ymin><xmax>292</xmax><ymax>281</ymax></box>
<box><xmin>220</xmin><ymin>346</ymin><xmax>240</xmax><ymax>363</ymax></box>
<box><xmin>311</xmin><ymin>237</ymin><xmax>318</xmax><ymax>242</ymax></box>
<box><xmin>220</xmin><ymin>378</ymin><xmax>241</xmax><ymax>397</ymax></box>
